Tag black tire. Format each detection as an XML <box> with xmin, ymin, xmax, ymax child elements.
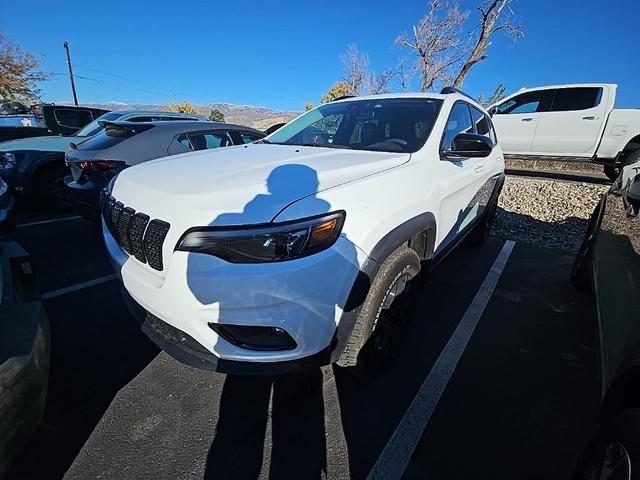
<box><xmin>337</xmin><ymin>245</ymin><xmax>421</xmax><ymax>378</ymax></box>
<box><xmin>571</xmin><ymin>201</ymin><xmax>601</xmax><ymax>292</ymax></box>
<box><xmin>604</xmin><ymin>149</ymin><xmax>640</xmax><ymax>182</ymax></box>
<box><xmin>465</xmin><ymin>192</ymin><xmax>500</xmax><ymax>247</ymax></box>
<box><xmin>574</xmin><ymin>409</ymin><xmax>640</xmax><ymax>480</ymax></box>
<box><xmin>604</xmin><ymin>165</ymin><xmax>620</xmax><ymax>182</ymax></box>
<box><xmin>33</xmin><ymin>163</ymin><xmax>72</xmax><ymax>210</ymax></box>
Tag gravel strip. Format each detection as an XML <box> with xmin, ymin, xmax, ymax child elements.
<box><xmin>491</xmin><ymin>177</ymin><xmax>608</xmax><ymax>254</ymax></box>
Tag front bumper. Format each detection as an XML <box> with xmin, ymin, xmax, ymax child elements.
<box><xmin>105</xmin><ymin>219</ymin><xmax>365</xmax><ymax>372</ymax></box>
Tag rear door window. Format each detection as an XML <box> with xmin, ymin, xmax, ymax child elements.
<box><xmin>53</xmin><ymin>108</ymin><xmax>93</xmax><ymax>129</ymax></box>
<box><xmin>239</xmin><ymin>131</ymin><xmax>264</xmax><ymax>144</ymax></box>
<box><xmin>495</xmin><ymin>90</ymin><xmax>554</xmax><ymax>115</ymax></box>
<box><xmin>470</xmin><ymin>106</ymin><xmax>496</xmax><ymax>144</ymax></box>
<box><xmin>441</xmin><ymin>102</ymin><xmax>473</xmax><ymax>150</ymax></box>
<box><xmin>551</xmin><ymin>87</ymin><xmax>603</xmax><ymax>111</ymax></box>
<box><xmin>186</xmin><ymin>131</ymin><xmax>233</xmax><ymax>150</ymax></box>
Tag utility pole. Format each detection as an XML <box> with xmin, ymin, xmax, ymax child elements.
<box><xmin>63</xmin><ymin>41</ymin><xmax>79</xmax><ymax>106</ymax></box>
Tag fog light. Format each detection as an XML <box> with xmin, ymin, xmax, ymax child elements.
<box><xmin>209</xmin><ymin>324</ymin><xmax>296</xmax><ymax>351</ymax></box>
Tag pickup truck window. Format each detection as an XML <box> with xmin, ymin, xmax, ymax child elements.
<box><xmin>551</xmin><ymin>87</ymin><xmax>603</xmax><ymax>112</ymax></box>
<box><xmin>495</xmin><ymin>90</ymin><xmax>554</xmax><ymax>115</ymax></box>
<box><xmin>53</xmin><ymin>108</ymin><xmax>94</xmax><ymax>129</ymax></box>
<box><xmin>442</xmin><ymin>102</ymin><xmax>473</xmax><ymax>150</ymax></box>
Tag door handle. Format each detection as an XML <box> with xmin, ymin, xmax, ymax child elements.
<box><xmin>521</xmin><ymin>118</ymin><xmax>534</xmax><ymax>122</ymax></box>
<box><xmin>582</xmin><ymin>116</ymin><xmax>599</xmax><ymax>120</ymax></box>
<box><xmin>475</xmin><ymin>165</ymin><xmax>486</xmax><ymax>174</ymax></box>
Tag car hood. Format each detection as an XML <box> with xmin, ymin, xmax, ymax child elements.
<box><xmin>111</xmin><ymin>144</ymin><xmax>409</xmax><ymax>228</ymax></box>
<box><xmin>0</xmin><ymin>135</ymin><xmax>83</xmax><ymax>152</ymax></box>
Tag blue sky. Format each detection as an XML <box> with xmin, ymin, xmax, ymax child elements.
<box><xmin>1</xmin><ymin>0</ymin><xmax>637</xmax><ymax>111</ymax></box>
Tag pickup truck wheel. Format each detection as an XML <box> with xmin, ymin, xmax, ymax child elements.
<box><xmin>337</xmin><ymin>245</ymin><xmax>421</xmax><ymax>378</ymax></box>
<box><xmin>574</xmin><ymin>409</ymin><xmax>640</xmax><ymax>480</ymax></box>
<box><xmin>604</xmin><ymin>150</ymin><xmax>640</xmax><ymax>181</ymax></box>
<box><xmin>33</xmin><ymin>164</ymin><xmax>72</xmax><ymax>210</ymax></box>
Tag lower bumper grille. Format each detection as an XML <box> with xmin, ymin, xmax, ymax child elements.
<box><xmin>100</xmin><ymin>190</ymin><xmax>170</xmax><ymax>271</ymax></box>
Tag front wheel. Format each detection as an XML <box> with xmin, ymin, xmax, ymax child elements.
<box><xmin>574</xmin><ymin>409</ymin><xmax>640</xmax><ymax>480</ymax></box>
<box><xmin>337</xmin><ymin>245</ymin><xmax>421</xmax><ymax>378</ymax></box>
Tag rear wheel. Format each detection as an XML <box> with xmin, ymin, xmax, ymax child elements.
<box><xmin>337</xmin><ymin>245</ymin><xmax>421</xmax><ymax>378</ymax></box>
<box><xmin>574</xmin><ymin>409</ymin><xmax>640</xmax><ymax>480</ymax></box>
<box><xmin>604</xmin><ymin>149</ymin><xmax>640</xmax><ymax>182</ymax></box>
<box><xmin>33</xmin><ymin>163</ymin><xmax>72</xmax><ymax>210</ymax></box>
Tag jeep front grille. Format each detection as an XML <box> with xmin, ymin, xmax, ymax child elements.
<box><xmin>100</xmin><ymin>190</ymin><xmax>170</xmax><ymax>271</ymax></box>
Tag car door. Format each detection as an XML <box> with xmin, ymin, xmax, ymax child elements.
<box><xmin>531</xmin><ymin>86</ymin><xmax>609</xmax><ymax>156</ymax></box>
<box><xmin>437</xmin><ymin>101</ymin><xmax>494</xmax><ymax>251</ymax></box>
<box><xmin>491</xmin><ymin>89</ymin><xmax>554</xmax><ymax>154</ymax></box>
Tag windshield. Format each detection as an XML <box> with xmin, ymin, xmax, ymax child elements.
<box><xmin>75</xmin><ymin>112</ymin><xmax>124</xmax><ymax>137</ymax></box>
<box><xmin>266</xmin><ymin>98</ymin><xmax>443</xmax><ymax>153</ymax></box>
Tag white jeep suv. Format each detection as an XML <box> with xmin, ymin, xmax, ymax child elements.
<box><xmin>102</xmin><ymin>90</ymin><xmax>505</xmax><ymax>375</ymax></box>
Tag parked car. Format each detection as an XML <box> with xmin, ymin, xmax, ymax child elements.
<box><xmin>489</xmin><ymin>83</ymin><xmax>640</xmax><ymax>180</ymax></box>
<box><xmin>0</xmin><ymin>240</ymin><xmax>49</xmax><ymax>478</ymax></box>
<box><xmin>101</xmin><ymin>88</ymin><xmax>505</xmax><ymax>376</ymax></box>
<box><xmin>0</xmin><ymin>110</ymin><xmax>207</xmax><ymax>207</ymax></box>
<box><xmin>65</xmin><ymin>120</ymin><xmax>265</xmax><ymax>219</ymax></box>
<box><xmin>0</xmin><ymin>104</ymin><xmax>109</xmax><ymax>143</ymax></box>
<box><xmin>571</xmin><ymin>152</ymin><xmax>640</xmax><ymax>478</ymax></box>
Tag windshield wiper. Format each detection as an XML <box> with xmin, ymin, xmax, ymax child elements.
<box><xmin>291</xmin><ymin>142</ymin><xmax>353</xmax><ymax>149</ymax></box>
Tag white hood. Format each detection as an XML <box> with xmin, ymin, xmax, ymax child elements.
<box><xmin>111</xmin><ymin>143</ymin><xmax>409</xmax><ymax>228</ymax></box>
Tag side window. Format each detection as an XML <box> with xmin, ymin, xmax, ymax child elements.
<box><xmin>187</xmin><ymin>131</ymin><xmax>233</xmax><ymax>150</ymax></box>
<box><xmin>174</xmin><ymin>134</ymin><xmax>192</xmax><ymax>149</ymax></box>
<box><xmin>441</xmin><ymin>102</ymin><xmax>473</xmax><ymax>151</ymax></box>
<box><xmin>53</xmin><ymin>108</ymin><xmax>93</xmax><ymax>128</ymax></box>
<box><xmin>239</xmin><ymin>132</ymin><xmax>263</xmax><ymax>144</ymax></box>
<box><xmin>494</xmin><ymin>90</ymin><xmax>554</xmax><ymax>115</ymax></box>
<box><xmin>470</xmin><ymin>106</ymin><xmax>496</xmax><ymax>144</ymax></box>
<box><xmin>551</xmin><ymin>87</ymin><xmax>603</xmax><ymax>111</ymax></box>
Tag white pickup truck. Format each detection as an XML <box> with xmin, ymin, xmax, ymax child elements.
<box><xmin>489</xmin><ymin>83</ymin><xmax>640</xmax><ymax>180</ymax></box>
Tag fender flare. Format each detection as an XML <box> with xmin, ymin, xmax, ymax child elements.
<box><xmin>328</xmin><ymin>212</ymin><xmax>436</xmax><ymax>363</ymax></box>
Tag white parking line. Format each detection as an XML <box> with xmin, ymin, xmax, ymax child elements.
<box><xmin>367</xmin><ymin>240</ymin><xmax>516</xmax><ymax>480</ymax></box>
<box><xmin>17</xmin><ymin>215</ymin><xmax>82</xmax><ymax>228</ymax></box>
<box><xmin>41</xmin><ymin>274</ymin><xmax>119</xmax><ymax>300</ymax></box>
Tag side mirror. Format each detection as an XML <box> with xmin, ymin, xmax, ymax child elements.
<box><xmin>443</xmin><ymin>133</ymin><xmax>493</xmax><ymax>159</ymax></box>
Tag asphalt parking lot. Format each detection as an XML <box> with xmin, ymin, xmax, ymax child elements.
<box><xmin>6</xmin><ymin>207</ymin><xmax>601</xmax><ymax>480</ymax></box>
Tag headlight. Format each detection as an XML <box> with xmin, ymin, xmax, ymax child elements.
<box><xmin>176</xmin><ymin>211</ymin><xmax>346</xmax><ymax>263</ymax></box>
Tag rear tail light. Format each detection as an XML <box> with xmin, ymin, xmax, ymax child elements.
<box><xmin>75</xmin><ymin>160</ymin><xmax>126</xmax><ymax>171</ymax></box>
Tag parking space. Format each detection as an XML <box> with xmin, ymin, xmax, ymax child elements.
<box><xmin>6</xmin><ymin>215</ymin><xmax>601</xmax><ymax>480</ymax></box>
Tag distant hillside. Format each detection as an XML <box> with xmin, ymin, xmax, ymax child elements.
<box><xmin>79</xmin><ymin>102</ymin><xmax>300</xmax><ymax>130</ymax></box>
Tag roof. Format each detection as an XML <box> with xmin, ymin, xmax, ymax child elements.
<box><xmin>108</xmin><ymin>110</ymin><xmax>207</xmax><ymax>119</ymax></box>
<box><xmin>106</xmin><ymin>120</ymin><xmax>263</xmax><ymax>134</ymax></box>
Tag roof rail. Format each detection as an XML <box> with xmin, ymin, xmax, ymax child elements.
<box><xmin>440</xmin><ymin>86</ymin><xmax>475</xmax><ymax>101</ymax></box>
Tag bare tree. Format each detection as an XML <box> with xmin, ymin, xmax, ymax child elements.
<box><xmin>396</xmin><ymin>0</ymin><xmax>468</xmax><ymax>92</ymax></box>
<box><xmin>453</xmin><ymin>0</ymin><xmax>523</xmax><ymax>88</ymax></box>
<box><xmin>340</xmin><ymin>44</ymin><xmax>392</xmax><ymax>96</ymax></box>
<box><xmin>476</xmin><ymin>83</ymin><xmax>507</xmax><ymax>106</ymax></box>
<box><xmin>392</xmin><ymin>57</ymin><xmax>416</xmax><ymax>93</ymax></box>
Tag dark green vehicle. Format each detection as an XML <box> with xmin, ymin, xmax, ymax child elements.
<box><xmin>572</xmin><ymin>154</ymin><xmax>640</xmax><ymax>479</ymax></box>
